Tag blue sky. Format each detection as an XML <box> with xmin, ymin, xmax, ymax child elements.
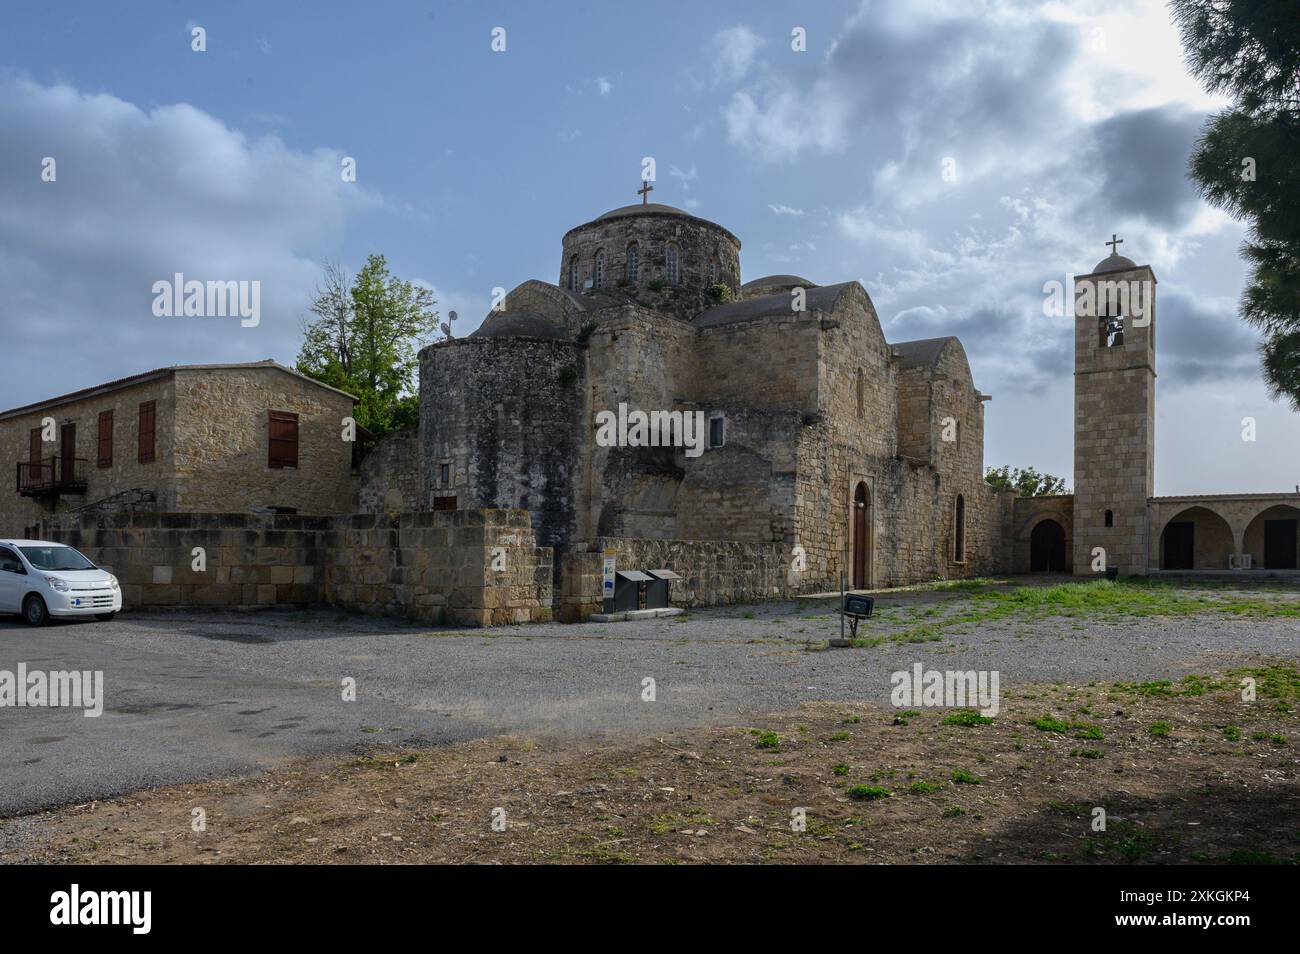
<box><xmin>1</xmin><ymin>0</ymin><xmax>1296</xmax><ymax>492</ymax></box>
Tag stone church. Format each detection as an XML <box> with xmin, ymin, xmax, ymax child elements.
<box><xmin>12</xmin><ymin>194</ymin><xmax>1296</xmax><ymax>624</ymax></box>
<box><xmin>399</xmin><ymin>194</ymin><xmax>1299</xmax><ymax>612</ymax></box>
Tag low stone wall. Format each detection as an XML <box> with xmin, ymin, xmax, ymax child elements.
<box><xmin>560</xmin><ymin>537</ymin><xmax>794</xmax><ymax>621</ymax></box>
<box><xmin>35</xmin><ymin>509</ymin><xmax>551</xmax><ymax>627</ymax></box>
<box><xmin>326</xmin><ymin>511</ymin><xmax>552</xmax><ymax>626</ymax></box>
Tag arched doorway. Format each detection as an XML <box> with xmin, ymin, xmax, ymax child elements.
<box><xmin>1159</xmin><ymin>506</ymin><xmax>1234</xmax><ymax>570</ymax></box>
<box><xmin>1030</xmin><ymin>519</ymin><xmax>1066</xmax><ymax>572</ymax></box>
<box><xmin>1243</xmin><ymin>505</ymin><xmax>1300</xmax><ymax>569</ymax></box>
<box><xmin>852</xmin><ymin>482</ymin><xmax>871</xmax><ymax>589</ymax></box>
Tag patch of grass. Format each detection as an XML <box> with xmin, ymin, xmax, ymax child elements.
<box><xmin>942</xmin><ymin>805</ymin><xmax>967</xmax><ymax>817</ymax></box>
<box><xmin>1149</xmin><ymin>721</ymin><xmax>1172</xmax><ymax>738</ymax></box>
<box><xmin>1223</xmin><ymin>725</ymin><xmax>1242</xmax><ymax>741</ymax></box>
<box><xmin>1251</xmin><ymin>731</ymin><xmax>1287</xmax><ymax>745</ymax></box>
<box><xmin>1072</xmin><ymin>722</ymin><xmax>1104</xmax><ymax>740</ymax></box>
<box><xmin>1070</xmin><ymin>748</ymin><xmax>1105</xmax><ymax>759</ymax></box>
<box><xmin>950</xmin><ymin>769</ymin><xmax>982</xmax><ymax>785</ymax></box>
<box><xmin>1084</xmin><ymin>820</ymin><xmax>1165</xmax><ymax>862</ymax></box>
<box><xmin>908</xmin><ymin>779</ymin><xmax>941</xmax><ymax>794</ymax></box>
<box><xmin>847</xmin><ymin>784</ymin><xmax>892</xmax><ymax>801</ymax></box>
<box><xmin>753</xmin><ymin>730</ymin><xmax>780</xmax><ymax>750</ymax></box>
<box><xmin>832</xmin><ymin>763</ymin><xmax>850</xmax><ymax>777</ymax></box>
<box><xmin>1032</xmin><ymin>715</ymin><xmax>1070</xmax><ymax>733</ymax></box>
<box><xmin>827</xmin><ymin>731</ymin><xmax>852</xmax><ymax>742</ymax></box>
<box><xmin>943</xmin><ymin>709</ymin><xmax>995</xmax><ymax>727</ymax></box>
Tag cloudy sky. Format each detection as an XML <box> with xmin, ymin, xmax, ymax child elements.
<box><xmin>1</xmin><ymin>0</ymin><xmax>1295</xmax><ymax>493</ymax></box>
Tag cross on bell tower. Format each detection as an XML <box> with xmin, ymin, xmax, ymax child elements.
<box><xmin>636</xmin><ymin>179</ymin><xmax>653</xmax><ymax>204</ymax></box>
<box><xmin>1105</xmin><ymin>233</ymin><xmax>1123</xmax><ymax>255</ymax></box>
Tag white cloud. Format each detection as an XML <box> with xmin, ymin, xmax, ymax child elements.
<box><xmin>597</xmin><ymin>76</ymin><xmax>613</xmax><ymax>98</ymax></box>
<box><xmin>712</xmin><ymin>25</ymin><xmax>765</xmax><ymax>84</ymax></box>
<box><xmin>723</xmin><ymin>78</ymin><xmax>849</xmax><ymax>163</ymax></box>
<box><xmin>669</xmin><ymin>163</ymin><xmax>698</xmax><ymax>188</ymax></box>
<box><xmin>768</xmin><ymin>203</ymin><xmax>805</xmax><ymax>216</ymax></box>
<box><xmin>0</xmin><ymin>77</ymin><xmax>377</xmax><ymax>406</ymax></box>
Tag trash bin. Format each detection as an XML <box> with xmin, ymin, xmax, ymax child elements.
<box><xmin>613</xmin><ymin>570</ymin><xmax>652</xmax><ymax>612</ymax></box>
<box><xmin>645</xmin><ymin>569</ymin><xmax>680</xmax><ymax>609</ymax></box>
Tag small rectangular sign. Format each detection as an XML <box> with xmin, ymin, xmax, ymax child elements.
<box><xmin>602</xmin><ymin>550</ymin><xmax>616</xmax><ymax>594</ymax></box>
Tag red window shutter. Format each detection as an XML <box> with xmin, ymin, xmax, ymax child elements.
<box><xmin>97</xmin><ymin>410</ymin><xmax>114</xmax><ymax>468</ymax></box>
<box><xmin>28</xmin><ymin>427</ymin><xmax>42</xmax><ymax>481</ymax></box>
<box><xmin>138</xmin><ymin>401</ymin><xmax>156</xmax><ymax>463</ymax></box>
<box><xmin>268</xmin><ymin>411</ymin><xmax>299</xmax><ymax>468</ymax></box>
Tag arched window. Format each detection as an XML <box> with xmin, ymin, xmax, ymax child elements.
<box><xmin>953</xmin><ymin>494</ymin><xmax>966</xmax><ymax>563</ymax></box>
<box><xmin>625</xmin><ymin>243</ymin><xmax>638</xmax><ymax>283</ymax></box>
<box><xmin>1099</xmin><ymin>289</ymin><xmax>1124</xmax><ymax>347</ymax></box>
<box><xmin>569</xmin><ymin>255</ymin><xmax>580</xmax><ymax>292</ymax></box>
<box><xmin>1105</xmin><ymin>509</ymin><xmax>1114</xmax><ymax>527</ymax></box>
<box><xmin>666</xmin><ymin>243</ymin><xmax>680</xmax><ymax>284</ymax></box>
<box><xmin>594</xmin><ymin>250</ymin><xmax>605</xmax><ymax>289</ymax></box>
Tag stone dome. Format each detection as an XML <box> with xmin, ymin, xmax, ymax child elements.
<box><xmin>469</xmin><ymin>312</ymin><xmax>568</xmax><ymax>340</ymax></box>
<box><xmin>741</xmin><ymin>274</ymin><xmax>816</xmax><ymax>298</ymax></box>
<box><xmin>559</xmin><ymin>199</ymin><xmax>742</xmax><ymax>321</ymax></box>
<box><xmin>596</xmin><ymin>203</ymin><xmax>694</xmax><ymax>222</ymax></box>
<box><xmin>1092</xmin><ymin>252</ymin><xmax>1137</xmax><ymax>274</ymax></box>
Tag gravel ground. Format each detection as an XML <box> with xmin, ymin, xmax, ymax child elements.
<box><xmin>1</xmin><ymin>580</ymin><xmax>1297</xmax><ymax>818</ymax></box>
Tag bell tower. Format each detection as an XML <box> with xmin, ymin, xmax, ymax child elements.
<box><xmin>1072</xmin><ymin>236</ymin><xmax>1157</xmax><ymax>576</ymax></box>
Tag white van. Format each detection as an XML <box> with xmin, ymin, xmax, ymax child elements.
<box><xmin>0</xmin><ymin>540</ymin><xmax>122</xmax><ymax>625</ymax></box>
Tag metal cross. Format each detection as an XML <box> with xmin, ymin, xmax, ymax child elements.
<box><xmin>637</xmin><ymin>180</ymin><xmax>653</xmax><ymax>204</ymax></box>
<box><xmin>1105</xmin><ymin>233</ymin><xmax>1124</xmax><ymax>255</ymax></box>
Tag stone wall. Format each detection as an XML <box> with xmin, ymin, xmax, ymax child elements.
<box><xmin>171</xmin><ymin>366</ymin><xmax>357</xmax><ymax>515</ymax></box>
<box><xmin>325</xmin><ymin>510</ymin><xmax>553</xmax><ymax>626</ymax></box>
<box><xmin>1011</xmin><ymin>494</ymin><xmax>1075</xmax><ymax>573</ymax></box>
<box><xmin>358</xmin><ymin>426</ymin><xmax>421</xmax><ymax>514</ymax></box>
<box><xmin>559</xmin><ymin>537</ymin><xmax>794</xmax><ymax>622</ymax></box>
<box><xmin>420</xmin><ymin>336</ymin><xmax>586</xmax><ymax>566</ymax></box>
<box><xmin>34</xmin><ymin>508</ymin><xmax>552</xmax><ymax>627</ymax></box>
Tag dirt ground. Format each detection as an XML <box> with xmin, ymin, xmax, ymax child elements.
<box><xmin>4</xmin><ymin>657</ymin><xmax>1298</xmax><ymax>864</ymax></box>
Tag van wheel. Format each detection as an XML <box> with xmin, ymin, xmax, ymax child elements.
<box><xmin>23</xmin><ymin>595</ymin><xmax>50</xmax><ymax>626</ymax></box>
<box><xmin>95</xmin><ymin>612</ymin><xmax>117</xmax><ymax>621</ymax></box>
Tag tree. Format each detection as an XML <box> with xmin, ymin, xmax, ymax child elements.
<box><xmin>984</xmin><ymin>466</ymin><xmax>1069</xmax><ymax>497</ymax></box>
<box><xmin>1172</xmin><ymin>0</ymin><xmax>1300</xmax><ymax>409</ymax></box>
<box><xmin>296</xmin><ymin>255</ymin><xmax>439</xmax><ymax>437</ymax></box>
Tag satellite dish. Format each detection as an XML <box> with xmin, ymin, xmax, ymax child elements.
<box><xmin>449</xmin><ymin>310</ymin><xmax>458</xmax><ymax>321</ymax></box>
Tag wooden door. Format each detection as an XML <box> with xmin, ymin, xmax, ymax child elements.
<box><xmin>1264</xmin><ymin>520</ymin><xmax>1298</xmax><ymax>570</ymax></box>
<box><xmin>1163</xmin><ymin>521</ymin><xmax>1194</xmax><ymax>570</ymax></box>
<box><xmin>852</xmin><ymin>483</ymin><xmax>868</xmax><ymax>589</ymax></box>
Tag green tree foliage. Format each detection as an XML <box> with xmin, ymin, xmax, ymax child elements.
<box><xmin>296</xmin><ymin>255</ymin><xmax>440</xmax><ymax>437</ymax></box>
<box><xmin>984</xmin><ymin>466</ymin><xmax>1069</xmax><ymax>497</ymax></box>
<box><xmin>1172</xmin><ymin>0</ymin><xmax>1300</xmax><ymax>408</ymax></box>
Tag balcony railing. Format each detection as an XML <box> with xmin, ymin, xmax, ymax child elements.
<box><xmin>16</xmin><ymin>456</ymin><xmax>89</xmax><ymax>497</ymax></box>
